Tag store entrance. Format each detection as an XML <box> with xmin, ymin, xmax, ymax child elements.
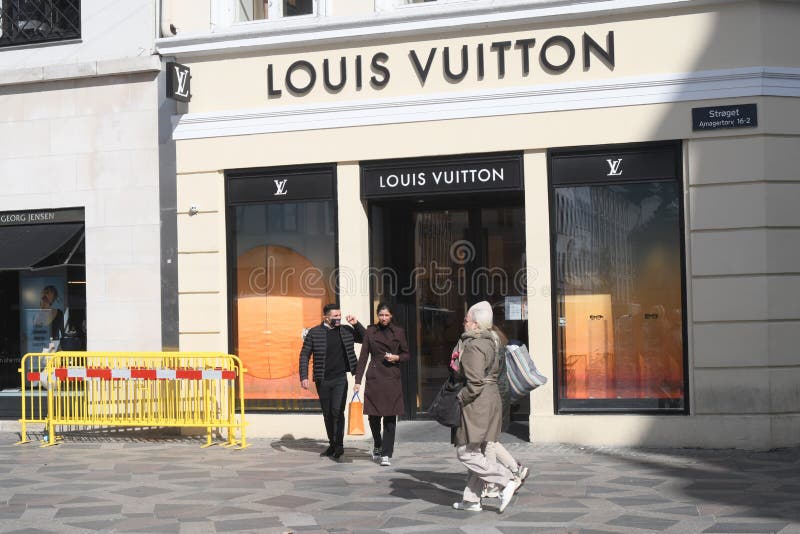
<box><xmin>369</xmin><ymin>195</ymin><xmax>529</xmax><ymax>420</ymax></box>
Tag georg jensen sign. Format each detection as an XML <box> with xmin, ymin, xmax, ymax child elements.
<box><xmin>267</xmin><ymin>31</ymin><xmax>614</xmax><ymax>98</ymax></box>
<box><xmin>361</xmin><ymin>153</ymin><xmax>523</xmax><ymax>198</ymax></box>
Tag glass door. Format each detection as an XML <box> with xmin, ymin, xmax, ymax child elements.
<box><xmin>370</xmin><ymin>199</ymin><xmax>528</xmax><ymax>418</ymax></box>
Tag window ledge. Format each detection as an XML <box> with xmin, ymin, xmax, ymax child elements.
<box><xmin>156</xmin><ymin>0</ymin><xmax>704</xmax><ymax>58</ymax></box>
<box><xmin>0</xmin><ymin>55</ymin><xmax>162</xmax><ymax>87</ymax></box>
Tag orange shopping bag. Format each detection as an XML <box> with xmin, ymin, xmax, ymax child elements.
<box><xmin>347</xmin><ymin>392</ymin><xmax>365</xmax><ymax>435</ymax></box>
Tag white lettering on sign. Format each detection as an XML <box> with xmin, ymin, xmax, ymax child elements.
<box><xmin>0</xmin><ymin>211</ymin><xmax>56</xmax><ymax>224</ymax></box>
<box><xmin>377</xmin><ymin>168</ymin><xmax>504</xmax><ymax>189</ymax></box>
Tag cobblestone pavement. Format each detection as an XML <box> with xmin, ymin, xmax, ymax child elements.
<box><xmin>0</xmin><ymin>424</ymin><xmax>799</xmax><ymax>534</ymax></box>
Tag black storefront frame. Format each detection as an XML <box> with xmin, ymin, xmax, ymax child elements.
<box><xmin>224</xmin><ymin>163</ymin><xmax>339</xmax><ymax>413</ymax></box>
<box><xmin>546</xmin><ymin>140</ymin><xmax>690</xmax><ymax>415</ymax></box>
<box><xmin>361</xmin><ymin>151</ymin><xmax>526</xmax><ymax>420</ymax></box>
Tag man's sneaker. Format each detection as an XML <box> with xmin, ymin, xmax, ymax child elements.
<box><xmin>453</xmin><ymin>501</ymin><xmax>482</xmax><ymax>511</ymax></box>
<box><xmin>380</xmin><ymin>456</ymin><xmax>391</xmax><ymax>466</ymax></box>
<box><xmin>481</xmin><ymin>483</ymin><xmax>500</xmax><ymax>498</ymax></box>
<box><xmin>515</xmin><ymin>465</ymin><xmax>530</xmax><ymax>484</ymax></box>
<box><xmin>320</xmin><ymin>445</ymin><xmax>335</xmax><ymax>457</ymax></box>
<box><xmin>332</xmin><ymin>446</ymin><xmax>344</xmax><ymax>459</ymax></box>
<box><xmin>498</xmin><ymin>478</ymin><xmax>520</xmax><ymax>513</ymax></box>
<box><xmin>371</xmin><ymin>448</ymin><xmax>382</xmax><ymax>461</ymax></box>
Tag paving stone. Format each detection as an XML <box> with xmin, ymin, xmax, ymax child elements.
<box><xmin>546</xmin><ymin>499</ymin><xmax>591</xmax><ymax>509</ymax></box>
<box><xmin>213</xmin><ymin>517</ymin><xmax>283</xmax><ymax>532</ymax></box>
<box><xmin>380</xmin><ymin>516</ymin><xmax>434</xmax><ymax>528</ymax></box>
<box><xmin>608</xmin><ymin>496</ymin><xmax>673</xmax><ymax>506</ymax></box>
<box><xmin>256</xmin><ymin>494</ymin><xmax>320</xmax><ymax>508</ymax></box>
<box><xmin>608</xmin><ymin>476</ymin><xmax>663</xmax><ymax>487</ymax></box>
<box><xmin>327</xmin><ymin>500</ymin><xmax>402</xmax><ymax>511</ymax></box>
<box><xmin>504</xmin><ymin>510</ymin><xmax>589</xmax><ymax>522</ymax></box>
<box><xmin>606</xmin><ymin>514</ymin><xmax>679</xmax><ymax>530</ymax></box>
<box><xmin>685</xmin><ymin>480</ymin><xmax>754</xmax><ymax>491</ymax></box>
<box><xmin>112</xmin><ymin>485</ymin><xmax>173</xmax><ymax>497</ymax></box>
<box><xmin>53</xmin><ymin>504</ymin><xmax>123</xmax><ymax>518</ymax></box>
<box><xmin>703</xmin><ymin>522</ymin><xmax>790</xmax><ymax>533</ymax></box>
<box><xmin>660</xmin><ymin>505</ymin><xmax>700</xmax><ymax>516</ymax></box>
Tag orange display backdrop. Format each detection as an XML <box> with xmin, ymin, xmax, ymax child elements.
<box><xmin>563</xmin><ymin>294</ymin><xmax>614</xmax><ymax>399</ymax></box>
<box><xmin>236</xmin><ymin>245</ymin><xmax>333</xmax><ymax>401</ymax></box>
<box><xmin>561</xmin><ymin>293</ymin><xmax>684</xmax><ymax>400</ymax></box>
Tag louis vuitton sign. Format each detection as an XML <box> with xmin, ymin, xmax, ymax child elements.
<box><xmin>361</xmin><ymin>153</ymin><xmax>523</xmax><ymax>199</ymax></box>
<box><xmin>267</xmin><ymin>31</ymin><xmax>614</xmax><ymax>98</ymax></box>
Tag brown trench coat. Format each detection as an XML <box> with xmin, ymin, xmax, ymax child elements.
<box><xmin>354</xmin><ymin>323</ymin><xmax>410</xmax><ymax>416</ymax></box>
<box><xmin>452</xmin><ymin>329</ymin><xmax>503</xmax><ymax>447</ymax></box>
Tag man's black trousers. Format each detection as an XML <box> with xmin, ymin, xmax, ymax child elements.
<box><xmin>316</xmin><ymin>375</ymin><xmax>348</xmax><ymax>448</ymax></box>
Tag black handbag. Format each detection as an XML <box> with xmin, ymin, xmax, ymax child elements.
<box><xmin>428</xmin><ymin>375</ymin><xmax>464</xmax><ymax>428</ymax></box>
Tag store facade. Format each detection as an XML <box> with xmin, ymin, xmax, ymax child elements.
<box><xmin>0</xmin><ymin>1</ymin><xmax>173</xmax><ymax>419</ymax></box>
<box><xmin>158</xmin><ymin>0</ymin><xmax>800</xmax><ymax>448</ymax></box>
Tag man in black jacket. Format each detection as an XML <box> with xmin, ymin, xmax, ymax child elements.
<box><xmin>300</xmin><ymin>303</ymin><xmax>366</xmax><ymax>458</ymax></box>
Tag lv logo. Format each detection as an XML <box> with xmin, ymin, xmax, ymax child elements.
<box><xmin>273</xmin><ymin>179</ymin><xmax>288</xmax><ymax>196</ymax></box>
<box><xmin>606</xmin><ymin>158</ymin><xmax>623</xmax><ymax>176</ymax></box>
<box><xmin>174</xmin><ymin>66</ymin><xmax>190</xmax><ymax>98</ymax></box>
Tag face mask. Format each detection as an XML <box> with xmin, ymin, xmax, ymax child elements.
<box><xmin>330</xmin><ymin>318</ymin><xmax>341</xmax><ymax>327</ymax></box>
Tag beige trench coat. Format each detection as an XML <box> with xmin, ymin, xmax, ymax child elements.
<box><xmin>452</xmin><ymin>329</ymin><xmax>503</xmax><ymax>447</ymax></box>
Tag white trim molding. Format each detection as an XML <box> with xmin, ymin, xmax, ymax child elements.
<box><xmin>172</xmin><ymin>67</ymin><xmax>800</xmax><ymax>141</ymax></box>
<box><xmin>157</xmin><ymin>0</ymin><xmax>722</xmax><ymax>59</ymax></box>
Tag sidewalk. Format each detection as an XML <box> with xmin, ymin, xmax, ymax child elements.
<box><xmin>0</xmin><ymin>422</ymin><xmax>798</xmax><ymax>534</ymax></box>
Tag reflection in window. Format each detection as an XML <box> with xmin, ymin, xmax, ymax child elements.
<box><xmin>231</xmin><ymin>201</ymin><xmax>336</xmax><ymax>409</ymax></box>
<box><xmin>554</xmin><ymin>182</ymin><xmax>685</xmax><ymax>410</ymax></box>
<box><xmin>0</xmin><ymin>0</ymin><xmax>81</xmax><ymax>47</ymax></box>
<box><xmin>234</xmin><ymin>0</ymin><xmax>314</xmax><ymax>21</ymax></box>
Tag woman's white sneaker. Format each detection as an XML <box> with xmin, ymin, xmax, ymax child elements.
<box><xmin>380</xmin><ymin>456</ymin><xmax>391</xmax><ymax>466</ymax></box>
<box><xmin>453</xmin><ymin>501</ymin><xmax>482</xmax><ymax>511</ymax></box>
<box><xmin>498</xmin><ymin>479</ymin><xmax>520</xmax><ymax>513</ymax></box>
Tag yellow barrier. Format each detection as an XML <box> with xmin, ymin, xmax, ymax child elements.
<box><xmin>17</xmin><ymin>352</ymin><xmax>248</xmax><ymax>449</ymax></box>
<box><xmin>16</xmin><ymin>353</ymin><xmax>50</xmax><ymax>445</ymax></box>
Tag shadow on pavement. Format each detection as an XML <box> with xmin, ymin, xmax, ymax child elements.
<box><xmin>595</xmin><ymin>446</ymin><xmax>800</xmax><ymax>524</ymax></box>
<box><xmin>270</xmin><ymin>434</ymin><xmax>373</xmax><ymax>464</ymax></box>
<box><xmin>389</xmin><ymin>468</ymin><xmax>465</xmax><ymax>506</ymax></box>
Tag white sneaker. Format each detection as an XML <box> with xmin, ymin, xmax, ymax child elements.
<box><xmin>481</xmin><ymin>483</ymin><xmax>500</xmax><ymax>498</ymax></box>
<box><xmin>515</xmin><ymin>465</ymin><xmax>530</xmax><ymax>484</ymax></box>
<box><xmin>371</xmin><ymin>448</ymin><xmax>381</xmax><ymax>461</ymax></box>
<box><xmin>453</xmin><ymin>501</ymin><xmax>482</xmax><ymax>511</ymax></box>
<box><xmin>380</xmin><ymin>456</ymin><xmax>391</xmax><ymax>466</ymax></box>
<box><xmin>498</xmin><ymin>478</ymin><xmax>520</xmax><ymax>513</ymax></box>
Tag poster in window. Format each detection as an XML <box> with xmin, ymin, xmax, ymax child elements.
<box><xmin>19</xmin><ymin>274</ymin><xmax>66</xmax><ymax>355</ymax></box>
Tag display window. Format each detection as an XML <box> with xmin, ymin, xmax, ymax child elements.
<box><xmin>226</xmin><ymin>165</ymin><xmax>337</xmax><ymax>411</ymax></box>
<box><xmin>0</xmin><ymin>208</ymin><xmax>86</xmax><ymax>394</ymax></box>
<box><xmin>548</xmin><ymin>142</ymin><xmax>687</xmax><ymax>413</ymax></box>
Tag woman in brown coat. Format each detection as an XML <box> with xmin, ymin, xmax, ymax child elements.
<box><xmin>451</xmin><ymin>301</ymin><xmax>519</xmax><ymax>513</ymax></box>
<box><xmin>354</xmin><ymin>303</ymin><xmax>410</xmax><ymax>466</ymax></box>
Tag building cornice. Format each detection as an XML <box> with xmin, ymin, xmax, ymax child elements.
<box><xmin>0</xmin><ymin>55</ymin><xmax>162</xmax><ymax>88</ymax></box>
<box><xmin>171</xmin><ymin>67</ymin><xmax>800</xmax><ymax>141</ymax></box>
<box><xmin>156</xmin><ymin>0</ymin><xmax>729</xmax><ymax>59</ymax></box>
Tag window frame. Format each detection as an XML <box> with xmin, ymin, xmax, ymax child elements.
<box><xmin>224</xmin><ymin>163</ymin><xmax>340</xmax><ymax>413</ymax></box>
<box><xmin>546</xmin><ymin>140</ymin><xmax>690</xmax><ymax>415</ymax></box>
<box><xmin>212</xmin><ymin>0</ymin><xmax>326</xmax><ymax>30</ymax></box>
<box><xmin>0</xmin><ymin>0</ymin><xmax>81</xmax><ymax>48</ymax></box>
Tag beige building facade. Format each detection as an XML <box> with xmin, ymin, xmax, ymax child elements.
<box><xmin>0</xmin><ymin>1</ymin><xmax>177</xmax><ymax>415</ymax></box>
<box><xmin>157</xmin><ymin>0</ymin><xmax>800</xmax><ymax>449</ymax></box>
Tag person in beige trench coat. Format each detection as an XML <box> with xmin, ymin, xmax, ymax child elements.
<box><xmin>451</xmin><ymin>301</ymin><xmax>520</xmax><ymax>513</ymax></box>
